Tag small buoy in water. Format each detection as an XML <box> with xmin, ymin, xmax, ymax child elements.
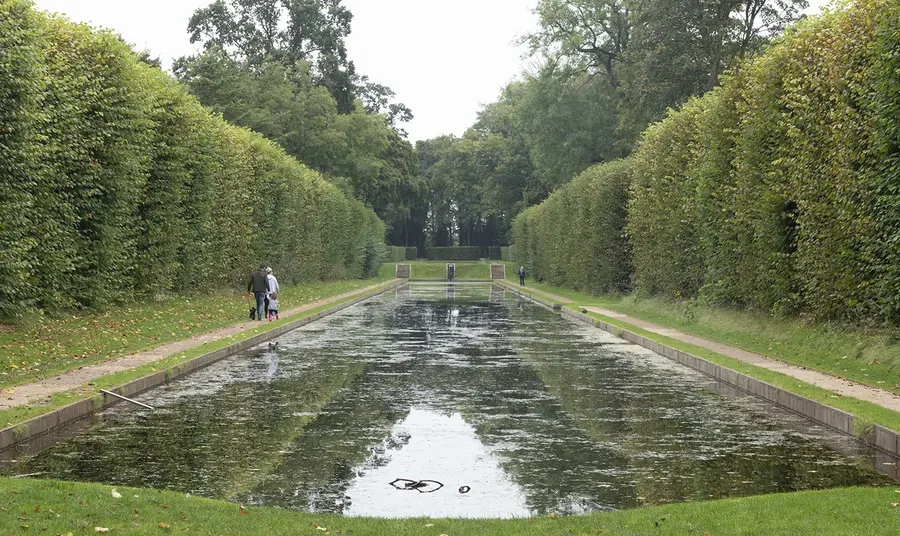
<box><xmin>459</xmin><ymin>485</ymin><xmax>470</xmax><ymax>494</ymax></box>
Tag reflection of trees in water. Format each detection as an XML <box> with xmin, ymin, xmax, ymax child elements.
<box><xmin>9</xmin><ymin>288</ymin><xmax>890</xmax><ymax>515</ymax></box>
<box><xmin>512</xmin><ymin>306</ymin><xmax>888</xmax><ymax>506</ymax></box>
<box><xmin>387</xmin><ymin>297</ymin><xmax>638</xmax><ymax>513</ymax></box>
<box><xmin>8</xmin><ymin>350</ymin><xmax>368</xmax><ymax>499</ymax></box>
<box><xmin>243</xmin><ymin>359</ymin><xmax>417</xmax><ymax>512</ymax></box>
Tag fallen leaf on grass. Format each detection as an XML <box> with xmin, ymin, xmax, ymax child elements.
<box><xmin>159</xmin><ymin>523</ymin><xmax>170</xmax><ymax>528</ymax></box>
<box><xmin>548</xmin><ymin>513</ymin><xmax>558</xmax><ymax>519</ymax></box>
<box><xmin>111</xmin><ymin>489</ymin><xmax>122</xmax><ymax>499</ymax></box>
<box><xmin>94</xmin><ymin>528</ymin><xmax>109</xmax><ymax>533</ymax></box>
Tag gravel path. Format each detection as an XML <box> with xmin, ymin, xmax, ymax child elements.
<box><xmin>1</xmin><ymin>281</ymin><xmax>392</xmax><ymax>411</ymax></box>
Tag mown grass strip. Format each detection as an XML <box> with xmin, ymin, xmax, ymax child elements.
<box><xmin>0</xmin><ymin>280</ymin><xmax>398</xmax><ymax>428</ymax></box>
<box><xmin>0</xmin><ymin>277</ymin><xmax>393</xmax><ymax>390</ymax></box>
<box><xmin>383</xmin><ymin>261</ymin><xmax>493</xmax><ymax>281</ymax></box>
<box><xmin>0</xmin><ymin>478</ymin><xmax>897</xmax><ymax>535</ymax></box>
<box><xmin>576</xmin><ymin>307</ymin><xmax>900</xmax><ymax>433</ymax></box>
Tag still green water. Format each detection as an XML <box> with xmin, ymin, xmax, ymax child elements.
<box><xmin>0</xmin><ymin>284</ymin><xmax>893</xmax><ymax>517</ymax></box>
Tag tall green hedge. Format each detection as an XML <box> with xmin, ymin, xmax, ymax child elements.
<box><xmin>511</xmin><ymin>0</ymin><xmax>900</xmax><ymax>325</ymax></box>
<box><xmin>0</xmin><ymin>3</ymin><xmax>384</xmax><ymax>318</ymax></box>
<box><xmin>0</xmin><ymin>0</ymin><xmax>42</xmax><ymax>317</ymax></box>
<box><xmin>385</xmin><ymin>246</ymin><xmax>405</xmax><ymax>263</ymax></box>
<box><xmin>511</xmin><ymin>160</ymin><xmax>632</xmax><ymax>294</ymax></box>
<box><xmin>425</xmin><ymin>247</ymin><xmax>481</xmax><ymax>261</ymax></box>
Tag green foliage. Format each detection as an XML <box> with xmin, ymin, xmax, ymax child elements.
<box><xmin>617</xmin><ymin>0</ymin><xmax>808</xmax><ymax>148</ymax></box>
<box><xmin>628</xmin><ymin>96</ymin><xmax>706</xmax><ymax>298</ymax></box>
<box><xmin>524</xmin><ymin>0</ymin><xmax>630</xmax><ymax>88</ymax></box>
<box><xmin>404</xmin><ymin>247</ymin><xmax>418</xmax><ymax>260</ymax></box>
<box><xmin>424</xmin><ymin>247</ymin><xmax>481</xmax><ymax>261</ymax></box>
<box><xmin>511</xmin><ymin>160</ymin><xmax>632</xmax><ymax>294</ymax></box>
<box><xmin>871</xmin><ymin>0</ymin><xmax>900</xmax><ymax>322</ymax></box>
<box><xmin>514</xmin><ymin>0</ymin><xmax>900</xmax><ymax>326</ymax></box>
<box><xmin>385</xmin><ymin>246</ymin><xmax>406</xmax><ymax>263</ymax></box>
<box><xmin>0</xmin><ymin>0</ymin><xmax>42</xmax><ymax>317</ymax></box>
<box><xmin>0</xmin><ymin>6</ymin><xmax>384</xmax><ymax>319</ymax></box>
<box><xmin>509</xmin><ymin>70</ymin><xmax>622</xmax><ymax>189</ymax></box>
<box><xmin>488</xmin><ymin>246</ymin><xmax>502</xmax><ymax>260</ymax></box>
<box><xmin>173</xmin><ymin>48</ymin><xmax>422</xmax><ymax>244</ymax></box>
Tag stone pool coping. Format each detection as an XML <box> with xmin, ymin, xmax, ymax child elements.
<box><xmin>0</xmin><ymin>280</ymin><xmax>408</xmax><ymax>451</ymax></box>
<box><xmin>498</xmin><ymin>281</ymin><xmax>900</xmax><ymax>462</ymax></box>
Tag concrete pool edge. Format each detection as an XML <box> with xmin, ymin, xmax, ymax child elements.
<box><xmin>0</xmin><ymin>280</ymin><xmax>408</xmax><ymax>451</ymax></box>
<box><xmin>497</xmin><ymin>281</ymin><xmax>900</xmax><ymax>460</ymax></box>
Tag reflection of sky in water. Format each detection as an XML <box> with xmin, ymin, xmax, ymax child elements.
<box><xmin>344</xmin><ymin>408</ymin><xmax>529</xmax><ymax>518</ymax></box>
<box><xmin>1</xmin><ymin>284</ymin><xmax>894</xmax><ymax>518</ymax></box>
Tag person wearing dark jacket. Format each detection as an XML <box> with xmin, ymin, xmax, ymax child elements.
<box><xmin>518</xmin><ymin>266</ymin><xmax>526</xmax><ymax>286</ymax></box>
<box><xmin>248</xmin><ymin>264</ymin><xmax>269</xmax><ymax>321</ymax></box>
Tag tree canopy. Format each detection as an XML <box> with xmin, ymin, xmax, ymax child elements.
<box><xmin>176</xmin><ymin>0</ymin><xmax>421</xmax><ymax>245</ymax></box>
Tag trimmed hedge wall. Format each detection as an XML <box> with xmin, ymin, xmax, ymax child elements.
<box><xmin>500</xmin><ymin>246</ymin><xmax>513</xmax><ymax>262</ymax></box>
<box><xmin>0</xmin><ymin>3</ymin><xmax>385</xmax><ymax>318</ymax></box>
<box><xmin>511</xmin><ymin>160</ymin><xmax>632</xmax><ymax>294</ymax></box>
<box><xmin>425</xmin><ymin>247</ymin><xmax>481</xmax><ymax>261</ymax></box>
<box><xmin>386</xmin><ymin>246</ymin><xmax>406</xmax><ymax>263</ymax></box>
<box><xmin>386</xmin><ymin>246</ymin><xmax>417</xmax><ymax>261</ymax></box>
<box><xmin>511</xmin><ymin>0</ymin><xmax>900</xmax><ymax>324</ymax></box>
<box><xmin>487</xmin><ymin>246</ymin><xmax>502</xmax><ymax>260</ymax></box>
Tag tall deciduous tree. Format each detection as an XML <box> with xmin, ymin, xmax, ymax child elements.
<box><xmin>524</xmin><ymin>0</ymin><xmax>630</xmax><ymax>88</ymax></box>
<box><xmin>617</xmin><ymin>0</ymin><xmax>807</xmax><ymax>146</ymax></box>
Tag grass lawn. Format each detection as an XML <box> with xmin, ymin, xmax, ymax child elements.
<box><xmin>0</xmin><ymin>278</ymin><xmax>392</xmax><ymax>391</ymax></box>
<box><xmin>0</xmin><ymin>279</ymin><xmax>398</xmax><ymax>428</ymax></box>
<box><xmin>0</xmin><ymin>478</ymin><xmax>897</xmax><ymax>535</ymax></box>
<box><xmin>381</xmin><ymin>261</ymin><xmax>494</xmax><ymax>281</ymax></box>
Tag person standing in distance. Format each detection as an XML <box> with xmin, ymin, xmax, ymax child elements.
<box><xmin>519</xmin><ymin>266</ymin><xmax>526</xmax><ymax>286</ymax></box>
<box><xmin>248</xmin><ymin>264</ymin><xmax>268</xmax><ymax>321</ymax></box>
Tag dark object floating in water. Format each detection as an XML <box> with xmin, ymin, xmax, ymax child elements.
<box><xmin>268</xmin><ymin>341</ymin><xmax>279</xmax><ymax>349</ymax></box>
<box><xmin>459</xmin><ymin>485</ymin><xmax>470</xmax><ymax>494</ymax></box>
<box><xmin>389</xmin><ymin>478</ymin><xmax>444</xmax><ymax>493</ymax></box>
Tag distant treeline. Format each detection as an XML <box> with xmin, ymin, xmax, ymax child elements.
<box><xmin>512</xmin><ymin>0</ymin><xmax>900</xmax><ymax>325</ymax></box>
<box><xmin>0</xmin><ymin>0</ymin><xmax>384</xmax><ymax>318</ymax></box>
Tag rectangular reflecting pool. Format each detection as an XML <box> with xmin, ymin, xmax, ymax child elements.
<box><xmin>1</xmin><ymin>284</ymin><xmax>895</xmax><ymax>518</ymax></box>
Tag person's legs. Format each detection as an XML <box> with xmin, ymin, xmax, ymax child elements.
<box><xmin>255</xmin><ymin>292</ymin><xmax>266</xmax><ymax>321</ymax></box>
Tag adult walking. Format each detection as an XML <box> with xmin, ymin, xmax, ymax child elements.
<box><xmin>518</xmin><ymin>266</ymin><xmax>526</xmax><ymax>286</ymax></box>
<box><xmin>247</xmin><ymin>264</ymin><xmax>268</xmax><ymax>321</ymax></box>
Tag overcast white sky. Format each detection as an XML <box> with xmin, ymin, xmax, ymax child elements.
<box><xmin>33</xmin><ymin>0</ymin><xmax>830</xmax><ymax>142</ymax></box>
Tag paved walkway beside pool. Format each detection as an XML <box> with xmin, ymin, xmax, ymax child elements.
<box><xmin>507</xmin><ymin>281</ymin><xmax>900</xmax><ymax>413</ymax></box>
<box><xmin>1</xmin><ymin>281</ymin><xmax>395</xmax><ymax>411</ymax></box>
